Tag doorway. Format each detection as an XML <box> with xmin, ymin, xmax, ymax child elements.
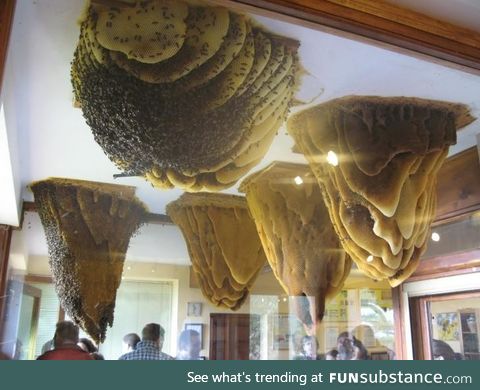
<box><xmin>410</xmin><ymin>290</ymin><xmax>480</xmax><ymax>360</ymax></box>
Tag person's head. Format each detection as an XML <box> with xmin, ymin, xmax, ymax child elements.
<box><xmin>122</xmin><ymin>333</ymin><xmax>141</xmax><ymax>353</ymax></box>
<box><xmin>431</xmin><ymin>339</ymin><xmax>455</xmax><ymax>360</ymax></box>
<box><xmin>53</xmin><ymin>321</ymin><xmax>79</xmax><ymax>348</ymax></box>
<box><xmin>337</xmin><ymin>332</ymin><xmax>355</xmax><ymax>360</ymax></box>
<box><xmin>352</xmin><ymin>338</ymin><xmax>369</xmax><ymax>360</ymax></box>
<box><xmin>142</xmin><ymin>323</ymin><xmax>165</xmax><ymax>349</ymax></box>
<box><xmin>178</xmin><ymin>330</ymin><xmax>201</xmax><ymax>360</ymax></box>
<box><xmin>78</xmin><ymin>338</ymin><xmax>97</xmax><ymax>353</ymax></box>
<box><xmin>300</xmin><ymin>335</ymin><xmax>318</xmax><ymax>358</ymax></box>
<box><xmin>352</xmin><ymin>325</ymin><xmax>375</xmax><ymax>345</ymax></box>
<box><xmin>91</xmin><ymin>352</ymin><xmax>105</xmax><ymax>360</ymax></box>
<box><xmin>325</xmin><ymin>349</ymin><xmax>338</xmax><ymax>360</ymax></box>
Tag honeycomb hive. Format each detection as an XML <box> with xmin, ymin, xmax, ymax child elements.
<box><xmin>240</xmin><ymin>162</ymin><xmax>351</xmax><ymax>327</ymax></box>
<box><xmin>166</xmin><ymin>193</ymin><xmax>266</xmax><ymax>310</ymax></box>
<box><xmin>31</xmin><ymin>178</ymin><xmax>146</xmax><ymax>343</ymax></box>
<box><xmin>72</xmin><ymin>0</ymin><xmax>301</xmax><ymax>191</ymax></box>
<box><xmin>288</xmin><ymin>96</ymin><xmax>474</xmax><ymax>286</ymax></box>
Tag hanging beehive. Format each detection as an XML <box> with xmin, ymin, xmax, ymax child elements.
<box><xmin>239</xmin><ymin>162</ymin><xmax>351</xmax><ymax>327</ymax></box>
<box><xmin>166</xmin><ymin>193</ymin><xmax>266</xmax><ymax>310</ymax></box>
<box><xmin>31</xmin><ymin>178</ymin><xmax>147</xmax><ymax>343</ymax></box>
<box><xmin>72</xmin><ymin>0</ymin><xmax>300</xmax><ymax>191</ymax></box>
<box><xmin>287</xmin><ymin>96</ymin><xmax>474</xmax><ymax>286</ymax></box>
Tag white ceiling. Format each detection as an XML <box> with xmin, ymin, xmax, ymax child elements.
<box><xmin>2</xmin><ymin>0</ymin><xmax>480</xmax><ymax>264</ymax></box>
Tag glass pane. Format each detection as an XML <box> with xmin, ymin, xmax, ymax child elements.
<box><xmin>29</xmin><ymin>283</ymin><xmax>60</xmax><ymax>358</ymax></box>
<box><xmin>428</xmin><ymin>295</ymin><xmax>480</xmax><ymax>360</ymax></box>
<box><xmin>423</xmin><ymin>211</ymin><xmax>480</xmax><ymax>259</ymax></box>
<box><xmin>246</xmin><ymin>270</ymin><xmax>395</xmax><ymax>360</ymax></box>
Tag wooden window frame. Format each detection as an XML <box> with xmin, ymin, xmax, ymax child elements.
<box><xmin>226</xmin><ymin>0</ymin><xmax>480</xmax><ymax>74</ymax></box>
<box><xmin>410</xmin><ymin>290</ymin><xmax>480</xmax><ymax>360</ymax></box>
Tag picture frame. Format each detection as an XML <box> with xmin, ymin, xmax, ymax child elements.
<box><xmin>187</xmin><ymin>302</ymin><xmax>202</xmax><ymax>317</ymax></box>
<box><xmin>435</xmin><ymin>312</ymin><xmax>460</xmax><ymax>341</ymax></box>
<box><xmin>184</xmin><ymin>323</ymin><xmax>204</xmax><ymax>349</ymax></box>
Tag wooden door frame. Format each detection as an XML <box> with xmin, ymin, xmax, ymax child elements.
<box><xmin>409</xmin><ymin>290</ymin><xmax>480</xmax><ymax>360</ymax></box>
<box><xmin>0</xmin><ymin>225</ymin><xmax>13</xmax><ymax>335</ymax></box>
<box><xmin>21</xmin><ymin>283</ymin><xmax>42</xmax><ymax>360</ymax></box>
<box><xmin>397</xmin><ymin>271</ymin><xmax>480</xmax><ymax>359</ymax></box>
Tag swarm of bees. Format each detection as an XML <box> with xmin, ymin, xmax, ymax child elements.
<box><xmin>72</xmin><ymin>0</ymin><xmax>300</xmax><ymax>191</ymax></box>
<box><xmin>31</xmin><ymin>178</ymin><xmax>146</xmax><ymax>343</ymax></box>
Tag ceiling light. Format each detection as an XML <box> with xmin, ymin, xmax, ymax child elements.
<box><xmin>366</xmin><ymin>255</ymin><xmax>374</xmax><ymax>263</ymax></box>
<box><xmin>327</xmin><ymin>151</ymin><xmax>338</xmax><ymax>166</ymax></box>
<box><xmin>294</xmin><ymin>176</ymin><xmax>303</xmax><ymax>185</ymax></box>
<box><xmin>127</xmin><ymin>266</ymin><xmax>131</xmax><ymax>270</ymax></box>
<box><xmin>283</xmin><ymin>297</ymin><xmax>287</xmax><ymax>302</ymax></box>
<box><xmin>431</xmin><ymin>232</ymin><xmax>440</xmax><ymax>242</ymax></box>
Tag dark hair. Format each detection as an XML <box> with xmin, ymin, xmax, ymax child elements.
<box><xmin>326</xmin><ymin>349</ymin><xmax>338</xmax><ymax>359</ymax></box>
<box><xmin>337</xmin><ymin>331</ymin><xmax>354</xmax><ymax>360</ymax></box>
<box><xmin>352</xmin><ymin>337</ymin><xmax>369</xmax><ymax>360</ymax></box>
<box><xmin>79</xmin><ymin>338</ymin><xmax>97</xmax><ymax>353</ymax></box>
<box><xmin>91</xmin><ymin>352</ymin><xmax>105</xmax><ymax>360</ymax></box>
<box><xmin>178</xmin><ymin>330</ymin><xmax>200</xmax><ymax>350</ymax></box>
<box><xmin>142</xmin><ymin>323</ymin><xmax>164</xmax><ymax>342</ymax></box>
<box><xmin>123</xmin><ymin>333</ymin><xmax>141</xmax><ymax>349</ymax></box>
<box><xmin>54</xmin><ymin>321</ymin><xmax>79</xmax><ymax>347</ymax></box>
<box><xmin>431</xmin><ymin>339</ymin><xmax>455</xmax><ymax>360</ymax></box>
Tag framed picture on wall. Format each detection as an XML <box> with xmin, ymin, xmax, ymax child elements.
<box><xmin>185</xmin><ymin>323</ymin><xmax>204</xmax><ymax>349</ymax></box>
<box><xmin>187</xmin><ymin>302</ymin><xmax>202</xmax><ymax>317</ymax></box>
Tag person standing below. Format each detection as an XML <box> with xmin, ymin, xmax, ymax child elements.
<box><xmin>37</xmin><ymin>321</ymin><xmax>93</xmax><ymax>360</ymax></box>
<box><xmin>122</xmin><ymin>333</ymin><xmax>141</xmax><ymax>355</ymax></box>
<box><xmin>176</xmin><ymin>330</ymin><xmax>201</xmax><ymax>360</ymax></box>
<box><xmin>294</xmin><ymin>336</ymin><xmax>321</xmax><ymax>360</ymax></box>
<box><xmin>119</xmin><ymin>323</ymin><xmax>173</xmax><ymax>360</ymax></box>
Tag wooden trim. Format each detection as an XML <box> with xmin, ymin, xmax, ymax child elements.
<box><xmin>418</xmin><ymin>296</ymin><xmax>432</xmax><ymax>360</ymax></box>
<box><xmin>0</xmin><ymin>0</ymin><xmax>15</xmax><ymax>92</ymax></box>
<box><xmin>28</xmin><ymin>295</ymin><xmax>41</xmax><ymax>360</ymax></box>
<box><xmin>231</xmin><ymin>0</ymin><xmax>480</xmax><ymax>73</ymax></box>
<box><xmin>434</xmin><ymin>147</ymin><xmax>480</xmax><ymax>222</ymax></box>
<box><xmin>22</xmin><ymin>201</ymin><xmax>173</xmax><ymax>226</ymax></box>
<box><xmin>410</xmin><ymin>250</ymin><xmax>480</xmax><ymax>281</ymax></box>
<box><xmin>24</xmin><ymin>275</ymin><xmax>53</xmax><ymax>284</ymax></box>
<box><xmin>417</xmin><ymin>290</ymin><xmax>480</xmax><ymax>304</ymax></box>
<box><xmin>58</xmin><ymin>307</ymin><xmax>65</xmax><ymax>322</ymax></box>
<box><xmin>0</xmin><ymin>225</ymin><xmax>13</xmax><ymax>326</ymax></box>
<box><xmin>391</xmin><ymin>286</ymin><xmax>406</xmax><ymax>360</ymax></box>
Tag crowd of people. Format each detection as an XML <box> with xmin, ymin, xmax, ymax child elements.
<box><xmin>32</xmin><ymin>320</ymin><xmax>461</xmax><ymax>361</ymax></box>
<box><xmin>294</xmin><ymin>325</ymin><xmax>395</xmax><ymax>360</ymax></box>
<box><xmin>36</xmin><ymin>321</ymin><xmax>202</xmax><ymax>360</ymax></box>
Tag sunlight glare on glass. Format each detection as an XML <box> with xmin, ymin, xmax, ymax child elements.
<box><xmin>327</xmin><ymin>150</ymin><xmax>338</xmax><ymax>166</ymax></box>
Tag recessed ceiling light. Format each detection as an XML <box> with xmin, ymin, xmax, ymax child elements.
<box><xmin>294</xmin><ymin>176</ymin><xmax>303</xmax><ymax>185</ymax></box>
<box><xmin>366</xmin><ymin>255</ymin><xmax>374</xmax><ymax>263</ymax></box>
<box><xmin>127</xmin><ymin>266</ymin><xmax>131</xmax><ymax>270</ymax></box>
<box><xmin>431</xmin><ymin>232</ymin><xmax>440</xmax><ymax>242</ymax></box>
<box><xmin>327</xmin><ymin>150</ymin><xmax>339</xmax><ymax>166</ymax></box>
